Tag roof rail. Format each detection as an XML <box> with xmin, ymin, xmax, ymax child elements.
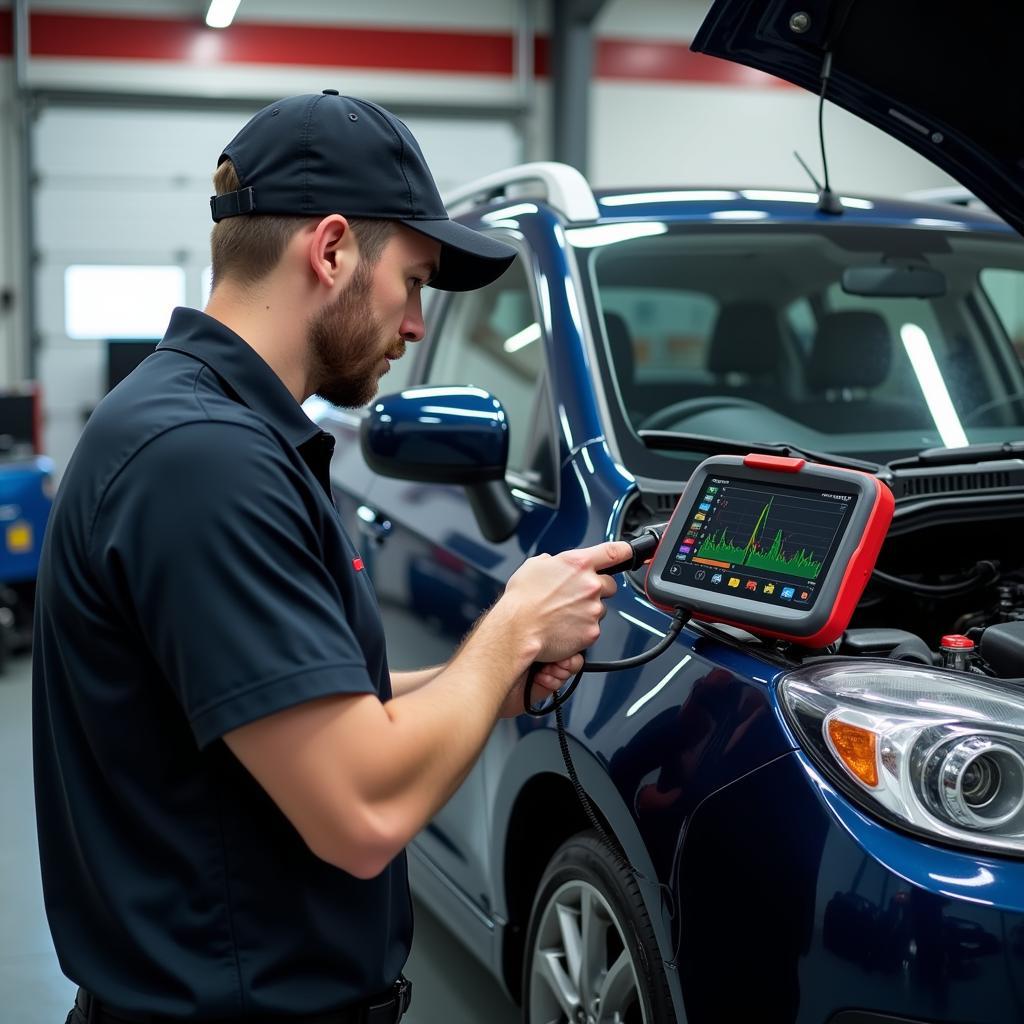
<box><xmin>444</xmin><ymin>161</ymin><xmax>600</xmax><ymax>223</ymax></box>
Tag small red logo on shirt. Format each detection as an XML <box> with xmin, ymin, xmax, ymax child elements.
<box><xmin>352</xmin><ymin>557</ymin><xmax>364</xmax><ymax>572</ymax></box>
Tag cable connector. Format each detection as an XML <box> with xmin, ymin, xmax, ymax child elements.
<box><xmin>599</xmin><ymin>523</ymin><xmax>667</xmax><ymax>577</ymax></box>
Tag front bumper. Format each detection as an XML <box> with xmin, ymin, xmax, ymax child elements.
<box><xmin>677</xmin><ymin>750</ymin><xmax>1024</xmax><ymax>1024</ymax></box>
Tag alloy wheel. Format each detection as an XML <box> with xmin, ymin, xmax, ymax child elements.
<box><xmin>529</xmin><ymin>878</ymin><xmax>647</xmax><ymax>1024</ymax></box>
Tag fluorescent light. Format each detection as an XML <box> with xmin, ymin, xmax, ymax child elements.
<box><xmin>741</xmin><ymin>189</ymin><xmax>817</xmax><ymax>203</ymax></box>
<box><xmin>565</xmin><ymin>222</ymin><xmax>668</xmax><ymax>248</ymax></box>
<box><xmin>627</xmin><ymin>655</ymin><xmax>692</xmax><ymax>717</ymax></box>
<box><xmin>481</xmin><ymin>203</ymin><xmax>538</xmax><ymax>221</ymax></box>
<box><xmin>900</xmin><ymin>323</ymin><xmax>969</xmax><ymax>448</ymax></box>
<box><xmin>600</xmin><ymin>190</ymin><xmax>739</xmax><ymax>206</ymax></box>
<box><xmin>503</xmin><ymin>322</ymin><xmax>541</xmax><ymax>353</ymax></box>
<box><xmin>205</xmin><ymin>0</ymin><xmax>241</xmax><ymax>28</ymax></box>
<box><xmin>708</xmin><ymin>209</ymin><xmax>770</xmax><ymax>221</ymax></box>
<box><xmin>911</xmin><ymin>217</ymin><xmax>968</xmax><ymax>230</ymax></box>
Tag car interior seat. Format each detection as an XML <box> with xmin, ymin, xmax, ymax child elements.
<box><xmin>703</xmin><ymin>302</ymin><xmax>789</xmax><ymax>413</ymax></box>
<box><xmin>797</xmin><ymin>310</ymin><xmax>931</xmax><ymax>431</ymax></box>
<box><xmin>604</xmin><ymin>311</ymin><xmax>644</xmax><ymax>423</ymax></box>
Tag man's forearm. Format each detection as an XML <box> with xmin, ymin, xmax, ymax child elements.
<box><xmin>360</xmin><ymin>605</ymin><xmax>536</xmax><ymax>851</ymax></box>
<box><xmin>390</xmin><ymin>665</ymin><xmax>445</xmax><ymax>698</ymax></box>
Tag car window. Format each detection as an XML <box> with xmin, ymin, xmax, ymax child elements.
<box><xmin>979</xmin><ymin>268</ymin><xmax>1024</xmax><ymax>361</ymax></box>
<box><xmin>580</xmin><ymin>223</ymin><xmax>1024</xmax><ymax>469</ymax></box>
<box><xmin>424</xmin><ymin>252</ymin><xmax>555</xmax><ymax>497</ymax></box>
<box><xmin>601</xmin><ymin>288</ymin><xmax>718</xmax><ymax>382</ymax></box>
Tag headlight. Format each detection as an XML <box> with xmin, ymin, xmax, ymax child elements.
<box><xmin>781</xmin><ymin>661</ymin><xmax>1024</xmax><ymax>856</ymax></box>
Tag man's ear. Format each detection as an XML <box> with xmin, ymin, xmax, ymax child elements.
<box><xmin>308</xmin><ymin>215</ymin><xmax>359</xmax><ymax>290</ymax></box>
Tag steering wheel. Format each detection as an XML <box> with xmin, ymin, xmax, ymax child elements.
<box><xmin>639</xmin><ymin>395</ymin><xmax>776</xmax><ymax>432</ymax></box>
<box><xmin>963</xmin><ymin>392</ymin><xmax>1024</xmax><ymax>426</ymax></box>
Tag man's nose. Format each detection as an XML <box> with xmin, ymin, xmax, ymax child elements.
<box><xmin>400</xmin><ymin>302</ymin><xmax>425</xmax><ymax>342</ymax></box>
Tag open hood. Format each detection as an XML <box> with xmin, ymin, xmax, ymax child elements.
<box><xmin>691</xmin><ymin>0</ymin><xmax>1024</xmax><ymax>237</ymax></box>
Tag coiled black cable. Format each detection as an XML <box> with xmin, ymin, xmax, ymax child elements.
<box><xmin>523</xmin><ymin>525</ymin><xmax>676</xmax><ymax>717</ymax></box>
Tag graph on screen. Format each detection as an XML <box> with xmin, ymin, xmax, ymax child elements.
<box><xmin>693</xmin><ymin>487</ymin><xmax>847</xmax><ymax>580</ymax></box>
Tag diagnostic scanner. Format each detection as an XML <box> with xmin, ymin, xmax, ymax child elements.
<box><xmin>645</xmin><ymin>454</ymin><xmax>894</xmax><ymax>647</ymax></box>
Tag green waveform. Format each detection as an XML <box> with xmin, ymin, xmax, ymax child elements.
<box><xmin>696</xmin><ymin>497</ymin><xmax>823</xmax><ymax>578</ymax></box>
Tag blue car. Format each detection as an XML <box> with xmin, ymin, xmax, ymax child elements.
<box><xmin>311</xmin><ymin>19</ymin><xmax>1024</xmax><ymax>1022</ymax></box>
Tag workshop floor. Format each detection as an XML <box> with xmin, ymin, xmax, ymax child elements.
<box><xmin>0</xmin><ymin>656</ymin><xmax>519</xmax><ymax>1024</ymax></box>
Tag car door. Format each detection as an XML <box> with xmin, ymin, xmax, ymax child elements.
<box><xmin>357</xmin><ymin>239</ymin><xmax>561</xmax><ymax>919</ymax></box>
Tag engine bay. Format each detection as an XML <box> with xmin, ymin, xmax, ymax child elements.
<box><xmin>623</xmin><ymin>461</ymin><xmax>1024</xmax><ymax>678</ymax></box>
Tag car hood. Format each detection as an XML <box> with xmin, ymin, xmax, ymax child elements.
<box><xmin>691</xmin><ymin>0</ymin><xmax>1024</xmax><ymax>237</ymax></box>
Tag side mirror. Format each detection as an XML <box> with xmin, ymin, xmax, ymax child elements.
<box><xmin>361</xmin><ymin>385</ymin><xmax>522</xmax><ymax>542</ymax></box>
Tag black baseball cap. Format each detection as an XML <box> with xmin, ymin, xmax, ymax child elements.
<box><xmin>210</xmin><ymin>92</ymin><xmax>516</xmax><ymax>292</ymax></box>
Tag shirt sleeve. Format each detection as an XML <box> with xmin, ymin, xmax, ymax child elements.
<box><xmin>89</xmin><ymin>420</ymin><xmax>376</xmax><ymax>748</ymax></box>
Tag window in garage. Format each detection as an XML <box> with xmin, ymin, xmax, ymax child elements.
<box><xmin>65</xmin><ymin>265</ymin><xmax>185</xmax><ymax>340</ymax></box>
<box><xmin>424</xmin><ymin>252</ymin><xmax>555</xmax><ymax>498</ymax></box>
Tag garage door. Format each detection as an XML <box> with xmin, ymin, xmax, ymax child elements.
<box><xmin>33</xmin><ymin>104</ymin><xmax>522</xmax><ymax>473</ymax></box>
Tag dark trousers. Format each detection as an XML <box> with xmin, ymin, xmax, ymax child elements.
<box><xmin>66</xmin><ymin>978</ymin><xmax>412</xmax><ymax>1024</ymax></box>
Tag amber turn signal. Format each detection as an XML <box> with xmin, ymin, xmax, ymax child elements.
<box><xmin>827</xmin><ymin>719</ymin><xmax>879</xmax><ymax>788</ymax></box>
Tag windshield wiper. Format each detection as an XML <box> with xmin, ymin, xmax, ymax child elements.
<box><xmin>638</xmin><ymin>430</ymin><xmax>882</xmax><ymax>473</ymax></box>
<box><xmin>888</xmin><ymin>441</ymin><xmax>1024</xmax><ymax>469</ymax></box>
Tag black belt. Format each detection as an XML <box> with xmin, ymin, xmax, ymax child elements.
<box><xmin>74</xmin><ymin>978</ymin><xmax>412</xmax><ymax>1024</ymax></box>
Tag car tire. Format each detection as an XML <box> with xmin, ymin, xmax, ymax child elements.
<box><xmin>522</xmin><ymin>831</ymin><xmax>674</xmax><ymax>1024</ymax></box>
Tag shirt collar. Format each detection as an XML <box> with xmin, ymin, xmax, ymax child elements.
<box><xmin>157</xmin><ymin>307</ymin><xmax>322</xmax><ymax>449</ymax></box>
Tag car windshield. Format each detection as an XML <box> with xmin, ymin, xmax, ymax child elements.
<box><xmin>577</xmin><ymin>221</ymin><xmax>1024</xmax><ymax>468</ymax></box>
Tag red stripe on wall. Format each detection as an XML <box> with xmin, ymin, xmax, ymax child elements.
<box><xmin>27</xmin><ymin>13</ymin><xmax>514</xmax><ymax>74</ymax></box>
<box><xmin>0</xmin><ymin>10</ymin><xmax>12</xmax><ymax>56</ymax></box>
<box><xmin>0</xmin><ymin>11</ymin><xmax>786</xmax><ymax>88</ymax></box>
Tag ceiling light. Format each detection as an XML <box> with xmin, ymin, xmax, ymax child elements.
<box><xmin>206</xmin><ymin>0</ymin><xmax>241</xmax><ymax>29</ymax></box>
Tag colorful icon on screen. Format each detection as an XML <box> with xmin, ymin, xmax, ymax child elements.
<box><xmin>694</xmin><ymin>513</ymin><xmax>706</xmax><ymax>522</ymax></box>
<box><xmin>711</xmin><ymin>573</ymin><xmax>723</xmax><ymax>584</ymax></box>
<box><xmin>707</xmin><ymin>486</ymin><xmax>718</xmax><ymax>494</ymax></box>
<box><xmin>728</xmin><ymin>577</ymin><xmax>740</xmax><ymax>588</ymax></box>
<box><xmin>799</xmin><ymin>591</ymin><xmax>810</xmax><ymax>601</ymax></box>
<box><xmin>763</xmin><ymin>583</ymin><xmax>775</xmax><ymax>595</ymax></box>
<box><xmin>699</xmin><ymin>502</ymin><xmax>711</xmax><ymax>512</ymax></box>
<box><xmin>744</xmin><ymin>580</ymin><xmax>757</xmax><ymax>592</ymax></box>
<box><xmin>781</xmin><ymin>586</ymin><xmax>795</xmax><ymax>600</ymax></box>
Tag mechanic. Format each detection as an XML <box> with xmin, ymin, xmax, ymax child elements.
<box><xmin>33</xmin><ymin>93</ymin><xmax>631</xmax><ymax>1024</ymax></box>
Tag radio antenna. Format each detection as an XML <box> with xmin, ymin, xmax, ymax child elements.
<box><xmin>813</xmin><ymin>50</ymin><xmax>843</xmax><ymax>215</ymax></box>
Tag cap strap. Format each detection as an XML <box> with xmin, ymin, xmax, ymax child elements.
<box><xmin>209</xmin><ymin>187</ymin><xmax>256</xmax><ymax>222</ymax></box>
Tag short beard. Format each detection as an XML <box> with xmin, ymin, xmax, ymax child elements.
<box><xmin>308</xmin><ymin>260</ymin><xmax>396</xmax><ymax>408</ymax></box>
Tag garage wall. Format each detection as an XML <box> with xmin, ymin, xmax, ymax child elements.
<box><xmin>33</xmin><ymin>107</ymin><xmax>522</xmax><ymax>473</ymax></box>
<box><xmin>0</xmin><ymin>0</ymin><xmax>960</xmax><ymax>471</ymax></box>
<box><xmin>0</xmin><ymin>44</ymin><xmax>25</xmax><ymax>388</ymax></box>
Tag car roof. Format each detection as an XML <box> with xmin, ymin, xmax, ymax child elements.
<box><xmin>587</xmin><ymin>186</ymin><xmax>1015</xmax><ymax>232</ymax></box>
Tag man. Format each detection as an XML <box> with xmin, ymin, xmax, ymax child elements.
<box><xmin>34</xmin><ymin>93</ymin><xmax>630</xmax><ymax>1024</ymax></box>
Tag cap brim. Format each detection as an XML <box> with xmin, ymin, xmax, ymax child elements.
<box><xmin>401</xmin><ymin>218</ymin><xmax>517</xmax><ymax>292</ymax></box>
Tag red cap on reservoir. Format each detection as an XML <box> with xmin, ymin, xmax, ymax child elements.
<box><xmin>940</xmin><ymin>634</ymin><xmax>975</xmax><ymax>650</ymax></box>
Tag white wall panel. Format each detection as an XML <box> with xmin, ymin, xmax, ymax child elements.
<box><xmin>598</xmin><ymin>0</ymin><xmax>706</xmax><ymax>40</ymax></box>
<box><xmin>27</xmin><ymin>59</ymin><xmax>526</xmax><ymax>107</ymax></box>
<box><xmin>590</xmin><ymin>81</ymin><xmax>957</xmax><ymax>195</ymax></box>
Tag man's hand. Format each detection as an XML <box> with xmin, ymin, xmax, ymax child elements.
<box><xmin>499</xmin><ymin>654</ymin><xmax>584</xmax><ymax>718</ymax></box>
<box><xmin>497</xmin><ymin>541</ymin><xmax>633</xmax><ymax>664</ymax></box>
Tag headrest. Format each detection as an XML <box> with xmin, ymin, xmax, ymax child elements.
<box><xmin>807</xmin><ymin>310</ymin><xmax>892</xmax><ymax>391</ymax></box>
<box><xmin>604</xmin><ymin>312</ymin><xmax>635</xmax><ymax>383</ymax></box>
<box><xmin>707</xmin><ymin>303</ymin><xmax>784</xmax><ymax>376</ymax></box>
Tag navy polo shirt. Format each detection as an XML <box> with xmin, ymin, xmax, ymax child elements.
<box><xmin>32</xmin><ymin>307</ymin><xmax>411</xmax><ymax>1018</ymax></box>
